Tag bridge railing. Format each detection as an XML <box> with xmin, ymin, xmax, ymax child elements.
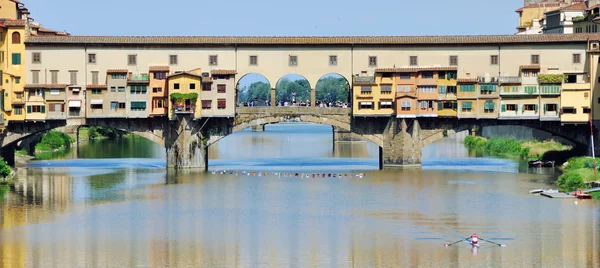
<box><xmin>236</xmin><ymin>106</ymin><xmax>351</xmax><ymax>116</ymax></box>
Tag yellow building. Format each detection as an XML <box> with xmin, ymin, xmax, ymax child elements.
<box><xmin>1</xmin><ymin>19</ymin><xmax>26</xmax><ymax>124</ymax></box>
<box><xmin>457</xmin><ymin>78</ymin><xmax>478</xmax><ymax>119</ymax></box>
<box><xmin>561</xmin><ymin>72</ymin><xmax>591</xmax><ymax>123</ymax></box>
<box><xmin>167</xmin><ymin>71</ymin><xmax>202</xmax><ymax>119</ymax></box>
<box><xmin>515</xmin><ymin>3</ymin><xmax>561</xmax><ymax>33</ymax></box>
<box><xmin>437</xmin><ymin>70</ymin><xmax>458</xmax><ymax>118</ymax></box>
<box><xmin>352</xmin><ymin>70</ymin><xmax>393</xmax><ymax>117</ymax></box>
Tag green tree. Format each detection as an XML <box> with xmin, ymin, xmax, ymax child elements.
<box><xmin>0</xmin><ymin>157</ymin><xmax>11</xmax><ymax>179</ymax></box>
<box><xmin>276</xmin><ymin>78</ymin><xmax>311</xmax><ymax>103</ymax></box>
<box><xmin>239</xmin><ymin>81</ymin><xmax>271</xmax><ymax>104</ymax></box>
<box><xmin>315</xmin><ymin>77</ymin><xmax>349</xmax><ymax>103</ymax></box>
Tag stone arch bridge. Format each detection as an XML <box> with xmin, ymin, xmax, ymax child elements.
<box><xmin>0</xmin><ymin>107</ymin><xmax>593</xmax><ymax>169</ymax></box>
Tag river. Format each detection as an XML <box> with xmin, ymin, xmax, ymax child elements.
<box><xmin>0</xmin><ymin>123</ymin><xmax>598</xmax><ymax>267</ymax></box>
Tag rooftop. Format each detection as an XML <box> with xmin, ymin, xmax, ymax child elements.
<box><xmin>24</xmin><ymin>34</ymin><xmax>600</xmax><ymax>46</ymax></box>
<box><xmin>515</xmin><ymin>3</ymin><xmax>561</xmax><ymax>12</ymax></box>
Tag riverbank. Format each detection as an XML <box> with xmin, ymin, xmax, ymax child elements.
<box><xmin>557</xmin><ymin>157</ymin><xmax>599</xmax><ymax>197</ymax></box>
<box><xmin>463</xmin><ymin>136</ymin><xmax>571</xmax><ymax>161</ymax></box>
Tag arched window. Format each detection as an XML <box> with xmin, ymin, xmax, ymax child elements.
<box><xmin>11</xmin><ymin>32</ymin><xmax>20</xmax><ymax>44</ymax></box>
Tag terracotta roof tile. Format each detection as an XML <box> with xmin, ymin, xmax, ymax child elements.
<box><xmin>515</xmin><ymin>3</ymin><xmax>560</xmax><ymax>12</ymax></box>
<box><xmin>211</xmin><ymin>69</ymin><xmax>236</xmax><ymax>75</ymax></box>
<box><xmin>106</xmin><ymin>69</ymin><xmax>128</xmax><ymax>73</ymax></box>
<box><xmin>24</xmin><ymin>84</ymin><xmax>68</xmax><ymax>89</ymax></box>
<box><xmin>25</xmin><ymin>34</ymin><xmax>600</xmax><ymax>46</ymax></box>
<box><xmin>375</xmin><ymin>66</ymin><xmax>456</xmax><ymax>73</ymax></box>
<box><xmin>520</xmin><ymin>64</ymin><xmax>541</xmax><ymax>69</ymax></box>
<box><xmin>561</xmin><ymin>2</ymin><xmax>587</xmax><ymax>11</ymax></box>
<box><xmin>149</xmin><ymin>66</ymin><xmax>170</xmax><ymax>71</ymax></box>
<box><xmin>86</xmin><ymin>84</ymin><xmax>107</xmax><ymax>89</ymax></box>
<box><xmin>201</xmin><ymin>77</ymin><xmax>213</xmax><ymax>83</ymax></box>
<box><xmin>3</xmin><ymin>19</ymin><xmax>26</xmax><ymax>27</ymax></box>
<box><xmin>457</xmin><ymin>78</ymin><xmax>478</xmax><ymax>83</ymax></box>
<box><xmin>167</xmin><ymin>71</ymin><xmax>202</xmax><ymax>78</ymax></box>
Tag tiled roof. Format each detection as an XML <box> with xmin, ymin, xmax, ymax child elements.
<box><xmin>515</xmin><ymin>3</ymin><xmax>561</xmax><ymax>12</ymax></box>
<box><xmin>457</xmin><ymin>78</ymin><xmax>478</xmax><ymax>83</ymax></box>
<box><xmin>25</xmin><ymin>34</ymin><xmax>600</xmax><ymax>46</ymax></box>
<box><xmin>86</xmin><ymin>84</ymin><xmax>107</xmax><ymax>89</ymax></box>
<box><xmin>37</xmin><ymin>27</ymin><xmax>57</xmax><ymax>33</ymax></box>
<box><xmin>2</xmin><ymin>19</ymin><xmax>26</xmax><ymax>27</ymax></box>
<box><xmin>520</xmin><ymin>64</ymin><xmax>541</xmax><ymax>69</ymax></box>
<box><xmin>561</xmin><ymin>2</ymin><xmax>587</xmax><ymax>11</ymax></box>
<box><xmin>211</xmin><ymin>69</ymin><xmax>236</xmax><ymax>75</ymax></box>
<box><xmin>106</xmin><ymin>69</ymin><xmax>128</xmax><ymax>73</ymax></box>
<box><xmin>149</xmin><ymin>66</ymin><xmax>170</xmax><ymax>71</ymax></box>
<box><xmin>201</xmin><ymin>77</ymin><xmax>213</xmax><ymax>83</ymax></box>
<box><xmin>375</xmin><ymin>66</ymin><xmax>456</xmax><ymax>73</ymax></box>
<box><xmin>24</xmin><ymin>84</ymin><xmax>68</xmax><ymax>89</ymax></box>
<box><xmin>167</xmin><ymin>71</ymin><xmax>202</xmax><ymax>78</ymax></box>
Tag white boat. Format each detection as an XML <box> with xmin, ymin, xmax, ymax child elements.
<box><xmin>529</xmin><ymin>189</ymin><xmax>559</xmax><ymax>194</ymax></box>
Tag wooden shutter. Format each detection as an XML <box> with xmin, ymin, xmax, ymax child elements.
<box><xmin>41</xmin><ymin>105</ymin><xmax>46</xmax><ymax>114</ymax></box>
<box><xmin>27</xmin><ymin>105</ymin><xmax>31</xmax><ymax>113</ymax></box>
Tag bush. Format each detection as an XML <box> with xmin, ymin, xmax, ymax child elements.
<box><xmin>35</xmin><ymin>131</ymin><xmax>74</xmax><ymax>151</ymax></box>
<box><xmin>0</xmin><ymin>157</ymin><xmax>11</xmax><ymax>179</ymax></box>
<box><xmin>564</xmin><ymin>157</ymin><xmax>596</xmax><ymax>171</ymax></box>
<box><xmin>464</xmin><ymin>136</ymin><xmax>486</xmax><ymax>150</ymax></box>
<box><xmin>557</xmin><ymin>171</ymin><xmax>586</xmax><ymax>192</ymax></box>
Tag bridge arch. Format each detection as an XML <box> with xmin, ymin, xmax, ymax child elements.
<box><xmin>275</xmin><ymin>74</ymin><xmax>312</xmax><ymax>106</ymax></box>
<box><xmin>236</xmin><ymin>73</ymin><xmax>273</xmax><ymax>107</ymax></box>
<box><xmin>315</xmin><ymin>73</ymin><xmax>350</xmax><ymax>107</ymax></box>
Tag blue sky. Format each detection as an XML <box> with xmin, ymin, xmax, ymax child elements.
<box><xmin>26</xmin><ymin>0</ymin><xmax>521</xmax><ymax>36</ymax></box>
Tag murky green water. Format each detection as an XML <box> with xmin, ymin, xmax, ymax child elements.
<box><xmin>0</xmin><ymin>123</ymin><xmax>598</xmax><ymax>267</ymax></box>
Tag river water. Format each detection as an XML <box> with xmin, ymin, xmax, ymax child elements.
<box><xmin>0</xmin><ymin>123</ymin><xmax>598</xmax><ymax>268</ymax></box>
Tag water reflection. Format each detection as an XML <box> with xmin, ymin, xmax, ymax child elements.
<box><xmin>0</xmin><ymin>123</ymin><xmax>598</xmax><ymax>267</ymax></box>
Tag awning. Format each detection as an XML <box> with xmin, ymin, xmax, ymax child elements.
<box><xmin>360</xmin><ymin>102</ymin><xmax>373</xmax><ymax>105</ymax></box>
<box><xmin>380</xmin><ymin>102</ymin><xmax>393</xmax><ymax>105</ymax></box>
<box><xmin>68</xmin><ymin>100</ymin><xmax>81</xmax><ymax>108</ymax></box>
<box><xmin>90</xmin><ymin>99</ymin><xmax>103</xmax><ymax>105</ymax></box>
<box><xmin>71</xmin><ymin>88</ymin><xmax>80</xmax><ymax>92</ymax></box>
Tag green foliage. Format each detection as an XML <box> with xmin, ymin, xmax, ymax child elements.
<box><xmin>0</xmin><ymin>185</ymin><xmax>8</xmax><ymax>200</ymax></box>
<box><xmin>16</xmin><ymin>149</ymin><xmax>28</xmax><ymax>156</ymax></box>
<box><xmin>238</xmin><ymin>81</ymin><xmax>271</xmax><ymax>104</ymax></box>
<box><xmin>564</xmin><ymin>157</ymin><xmax>598</xmax><ymax>171</ymax></box>
<box><xmin>463</xmin><ymin>136</ymin><xmax>486</xmax><ymax>149</ymax></box>
<box><xmin>80</xmin><ymin>126</ymin><xmax>123</xmax><ymax>140</ymax></box>
<box><xmin>463</xmin><ymin>136</ymin><xmax>569</xmax><ymax>160</ymax></box>
<box><xmin>170</xmin><ymin>93</ymin><xmax>198</xmax><ymax>104</ymax></box>
<box><xmin>276</xmin><ymin>78</ymin><xmax>311</xmax><ymax>103</ymax></box>
<box><xmin>315</xmin><ymin>76</ymin><xmax>349</xmax><ymax>103</ymax></box>
<box><xmin>537</xmin><ymin>74</ymin><xmax>566</xmax><ymax>84</ymax></box>
<box><xmin>557</xmin><ymin>171</ymin><xmax>586</xmax><ymax>192</ymax></box>
<box><xmin>35</xmin><ymin>131</ymin><xmax>74</xmax><ymax>151</ymax></box>
<box><xmin>573</xmin><ymin>15</ymin><xmax>587</xmax><ymax>23</ymax></box>
<box><xmin>0</xmin><ymin>157</ymin><xmax>11</xmax><ymax>179</ymax></box>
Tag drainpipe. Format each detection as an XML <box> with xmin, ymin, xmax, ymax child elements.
<box><xmin>351</xmin><ymin>44</ymin><xmax>354</xmax><ymax>112</ymax></box>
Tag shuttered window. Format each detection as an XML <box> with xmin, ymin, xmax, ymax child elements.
<box><xmin>11</xmin><ymin>53</ymin><xmax>21</xmax><ymax>65</ymax></box>
<box><xmin>460</xmin><ymin>84</ymin><xmax>475</xmax><ymax>92</ymax></box>
<box><xmin>130</xmin><ymin>101</ymin><xmax>147</xmax><ymax>110</ymax></box>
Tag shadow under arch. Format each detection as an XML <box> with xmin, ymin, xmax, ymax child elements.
<box><xmin>275</xmin><ymin>74</ymin><xmax>311</xmax><ymax>106</ymax></box>
<box><xmin>236</xmin><ymin>73</ymin><xmax>273</xmax><ymax>107</ymax></box>
<box><xmin>314</xmin><ymin>73</ymin><xmax>351</xmax><ymax>107</ymax></box>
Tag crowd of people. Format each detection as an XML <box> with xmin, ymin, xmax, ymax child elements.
<box><xmin>238</xmin><ymin>100</ymin><xmax>350</xmax><ymax>108</ymax></box>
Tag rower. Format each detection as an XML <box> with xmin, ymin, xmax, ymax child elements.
<box><xmin>471</xmin><ymin>233</ymin><xmax>478</xmax><ymax>245</ymax></box>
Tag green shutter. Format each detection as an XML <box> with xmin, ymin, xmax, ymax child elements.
<box><xmin>501</xmin><ymin>104</ymin><xmax>506</xmax><ymax>112</ymax></box>
<box><xmin>11</xmin><ymin>53</ymin><xmax>21</xmax><ymax>65</ymax></box>
<box><xmin>438</xmin><ymin>101</ymin><xmax>443</xmax><ymax>110</ymax></box>
<box><xmin>543</xmin><ymin>104</ymin><xmax>547</xmax><ymax>113</ymax></box>
<box><xmin>27</xmin><ymin>105</ymin><xmax>31</xmax><ymax>114</ymax></box>
<box><xmin>41</xmin><ymin>105</ymin><xmax>45</xmax><ymax>114</ymax></box>
<box><xmin>534</xmin><ymin>104</ymin><xmax>538</xmax><ymax>113</ymax></box>
<box><xmin>453</xmin><ymin>101</ymin><xmax>458</xmax><ymax>109</ymax></box>
<box><xmin>439</xmin><ymin>86</ymin><xmax>446</xmax><ymax>94</ymax></box>
<box><xmin>141</xmin><ymin>86</ymin><xmax>147</xmax><ymax>93</ymax></box>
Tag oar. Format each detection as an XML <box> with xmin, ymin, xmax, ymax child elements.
<box><xmin>444</xmin><ymin>239</ymin><xmax>468</xmax><ymax>247</ymax></box>
<box><xmin>480</xmin><ymin>238</ymin><xmax>506</xmax><ymax>247</ymax></box>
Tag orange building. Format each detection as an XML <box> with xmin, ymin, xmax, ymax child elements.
<box><xmin>149</xmin><ymin>66</ymin><xmax>169</xmax><ymax>116</ymax></box>
<box><xmin>416</xmin><ymin>70</ymin><xmax>439</xmax><ymax>117</ymax></box>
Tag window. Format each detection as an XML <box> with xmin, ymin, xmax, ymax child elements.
<box><xmin>449</xmin><ymin>55</ymin><xmax>458</xmax><ymax>66</ymax></box>
<box><xmin>0</xmin><ymin>51</ymin><xmax>4</xmax><ymax>63</ymax></box>
<box><xmin>329</xmin><ymin>55</ymin><xmax>337</xmax><ymax>65</ymax></box>
<box><xmin>209</xmin><ymin>55</ymin><xmax>218</xmax><ymax>66</ymax></box>
<box><xmin>420</xmin><ymin>86</ymin><xmax>435</xmax><ymax>93</ymax></box>
<box><xmin>400</xmin><ymin>73</ymin><xmax>410</xmax><ymax>80</ymax></box>
<box><xmin>461</xmin><ymin>102</ymin><xmax>472</xmax><ymax>112</ymax></box>
<box><xmin>545</xmin><ymin>103</ymin><xmax>557</xmax><ymax>113</ymax></box>
<box><xmin>130</xmin><ymin>101</ymin><xmax>147</xmax><ymax>111</ymax></box>
<box><xmin>584</xmin><ymin>107</ymin><xmax>591</xmax><ymax>114</ymax></box>
<box><xmin>174</xmin><ymin>83</ymin><xmax>180</xmax><ymax>90</ymax></box>
<box><xmin>11</xmin><ymin>32</ymin><xmax>20</xmax><ymax>44</ymax></box>
<box><xmin>154</xmin><ymin>72</ymin><xmax>167</xmax><ymax>80</ymax></box>
<box><xmin>524</xmin><ymin>86</ymin><xmax>537</xmax><ymax>94</ymax></box>
<box><xmin>153</xmin><ymin>87</ymin><xmax>162</xmax><ymax>93</ymax></box>
<box><xmin>88</xmin><ymin>53</ymin><xmax>96</xmax><ymax>64</ymax></box>
<box><xmin>446</xmin><ymin>71</ymin><xmax>457</xmax><ymax>80</ymax></box>
<box><xmin>30</xmin><ymin>89</ymin><xmax>43</xmax><ymax>97</ymax></box>
<box><xmin>524</xmin><ymin>104</ymin><xmax>537</xmax><ymax>112</ymax></box>
<box><xmin>90</xmin><ymin>103</ymin><xmax>103</xmax><ymax>109</ymax></box>
<box><xmin>169</xmin><ymin>55</ymin><xmax>178</xmax><ymax>65</ymax></box>
<box><xmin>359</xmin><ymin>102</ymin><xmax>374</xmax><ymax>109</ymax></box>
<box><xmin>202</xmin><ymin>100</ymin><xmax>212</xmax><ymax>109</ymax></box>
<box><xmin>217</xmin><ymin>99</ymin><xmax>226</xmax><ymax>109</ymax></box>
<box><xmin>189</xmin><ymin>83</ymin><xmax>196</xmax><ymax>90</ymax></box>
<box><xmin>154</xmin><ymin>99</ymin><xmax>165</xmax><ymax>108</ymax></box>
<box><xmin>118</xmin><ymin>102</ymin><xmax>126</xmax><ymax>109</ymax></box>
<box><xmin>562</xmin><ymin>107</ymin><xmax>576</xmax><ymax>114</ymax></box>
<box><xmin>249</xmin><ymin>55</ymin><xmax>258</xmax><ymax>65</ymax></box>
<box><xmin>439</xmin><ymin>101</ymin><xmax>456</xmax><ymax>110</ymax></box>
<box><xmin>110</xmin><ymin>86</ymin><xmax>117</xmax><ymax>92</ymax></box>
<box><xmin>289</xmin><ymin>55</ymin><xmax>298</xmax><ymax>66</ymax></box>
<box><xmin>380</xmin><ymin>85</ymin><xmax>392</xmax><ymax>94</ymax></box>
<box><xmin>15</xmin><ymin>76</ymin><xmax>20</xmax><ymax>84</ymax></box>
<box><xmin>128</xmin><ymin>54</ymin><xmax>137</xmax><ymax>65</ymax></box>
<box><xmin>111</xmin><ymin>102</ymin><xmax>118</xmax><ymax>110</ymax></box>
<box><xmin>14</xmin><ymin>107</ymin><xmax>22</xmax><ymax>115</ymax></box>
<box><xmin>130</xmin><ymin>85</ymin><xmax>148</xmax><ymax>94</ymax></box>
<box><xmin>410</xmin><ymin>56</ymin><xmax>418</xmax><ymax>66</ymax></box>
<box><xmin>480</xmin><ymin>84</ymin><xmax>497</xmax><ymax>92</ymax></box>
<box><xmin>12</xmin><ymin>53</ymin><xmax>21</xmax><ymax>65</ymax></box>
<box><xmin>361</xmin><ymin>86</ymin><xmax>372</xmax><ymax>93</ymax></box>
<box><xmin>400</xmin><ymin>100</ymin><xmax>412</xmax><ymax>111</ymax></box>
<box><xmin>368</xmin><ymin>56</ymin><xmax>377</xmax><ymax>67</ymax></box>
<box><xmin>490</xmin><ymin>55</ymin><xmax>498</xmax><ymax>65</ymax></box>
<box><xmin>202</xmin><ymin>83</ymin><xmax>211</xmax><ymax>91</ymax></box>
<box><xmin>573</xmin><ymin>53</ymin><xmax>581</xmax><ymax>64</ymax></box>
<box><xmin>50</xmin><ymin>89</ymin><xmax>60</xmax><ymax>95</ymax></box>
<box><xmin>541</xmin><ymin>85</ymin><xmax>560</xmax><ymax>94</ymax></box>
<box><xmin>419</xmin><ymin>100</ymin><xmax>434</xmax><ymax>109</ymax></box>
<box><xmin>27</xmin><ymin>105</ymin><xmax>45</xmax><ymax>113</ymax></box>
<box><xmin>439</xmin><ymin>85</ymin><xmax>447</xmax><ymax>94</ymax></box>
<box><xmin>422</xmin><ymin>72</ymin><xmax>434</xmax><ymax>79</ymax></box>
<box><xmin>91</xmin><ymin>71</ymin><xmax>99</xmax><ymax>85</ymax></box>
<box><xmin>111</xmin><ymin>73</ymin><xmax>127</xmax><ymax>79</ymax></box>
<box><xmin>15</xmin><ymin>93</ymin><xmax>22</xmax><ymax>99</ymax></box>
<box><xmin>118</xmin><ymin>86</ymin><xmax>125</xmax><ymax>92</ymax></box>
<box><xmin>217</xmin><ymin>84</ymin><xmax>226</xmax><ymax>93</ymax></box>
<box><xmin>91</xmin><ymin>88</ymin><xmax>102</xmax><ymax>95</ymax></box>
<box><xmin>50</xmin><ymin>70</ymin><xmax>58</xmax><ymax>84</ymax></box>
<box><xmin>484</xmin><ymin>101</ymin><xmax>495</xmax><ymax>113</ymax></box>
<box><xmin>531</xmin><ymin>54</ymin><xmax>539</xmax><ymax>65</ymax></box>
<box><xmin>460</xmin><ymin>84</ymin><xmax>475</xmax><ymax>92</ymax></box>
<box><xmin>32</xmin><ymin>52</ymin><xmax>41</xmax><ymax>64</ymax></box>
<box><xmin>70</xmin><ymin>71</ymin><xmax>78</xmax><ymax>85</ymax></box>
<box><xmin>379</xmin><ymin>101</ymin><xmax>392</xmax><ymax>109</ymax></box>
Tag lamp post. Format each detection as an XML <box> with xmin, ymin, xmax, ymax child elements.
<box><xmin>292</xmin><ymin>92</ymin><xmax>296</xmax><ymax>103</ymax></box>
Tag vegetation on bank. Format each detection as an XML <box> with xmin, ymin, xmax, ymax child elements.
<box><xmin>34</xmin><ymin>131</ymin><xmax>74</xmax><ymax>152</ymax></box>
<box><xmin>557</xmin><ymin>157</ymin><xmax>598</xmax><ymax>192</ymax></box>
<box><xmin>78</xmin><ymin>126</ymin><xmax>124</xmax><ymax>140</ymax></box>
<box><xmin>463</xmin><ymin>136</ymin><xmax>571</xmax><ymax>160</ymax></box>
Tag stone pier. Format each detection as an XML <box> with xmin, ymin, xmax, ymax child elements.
<box><xmin>379</xmin><ymin>118</ymin><xmax>422</xmax><ymax>169</ymax></box>
<box><xmin>165</xmin><ymin>114</ymin><xmax>207</xmax><ymax>170</ymax></box>
<box><xmin>0</xmin><ymin>144</ymin><xmax>15</xmax><ymax>167</ymax></box>
<box><xmin>252</xmin><ymin>125</ymin><xmax>265</xmax><ymax>132</ymax></box>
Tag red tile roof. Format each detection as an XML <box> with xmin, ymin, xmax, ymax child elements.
<box><xmin>106</xmin><ymin>69</ymin><xmax>128</xmax><ymax>73</ymax></box>
<box><xmin>520</xmin><ymin>64</ymin><xmax>541</xmax><ymax>69</ymax></box>
<box><xmin>375</xmin><ymin>66</ymin><xmax>456</xmax><ymax>73</ymax></box>
<box><xmin>211</xmin><ymin>69</ymin><xmax>237</xmax><ymax>75</ymax></box>
<box><xmin>167</xmin><ymin>71</ymin><xmax>202</xmax><ymax>78</ymax></box>
<box><xmin>561</xmin><ymin>2</ymin><xmax>587</xmax><ymax>11</ymax></box>
<box><xmin>515</xmin><ymin>3</ymin><xmax>560</xmax><ymax>12</ymax></box>
<box><xmin>24</xmin><ymin>84</ymin><xmax>68</xmax><ymax>89</ymax></box>
<box><xmin>25</xmin><ymin>34</ymin><xmax>600</xmax><ymax>46</ymax></box>
<box><xmin>3</xmin><ymin>19</ymin><xmax>26</xmax><ymax>27</ymax></box>
<box><xmin>86</xmin><ymin>84</ymin><xmax>107</xmax><ymax>89</ymax></box>
<box><xmin>457</xmin><ymin>78</ymin><xmax>478</xmax><ymax>83</ymax></box>
<box><xmin>201</xmin><ymin>77</ymin><xmax>213</xmax><ymax>83</ymax></box>
<box><xmin>149</xmin><ymin>66</ymin><xmax>170</xmax><ymax>71</ymax></box>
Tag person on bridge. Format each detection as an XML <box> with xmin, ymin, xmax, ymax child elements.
<box><xmin>470</xmin><ymin>233</ymin><xmax>479</xmax><ymax>245</ymax></box>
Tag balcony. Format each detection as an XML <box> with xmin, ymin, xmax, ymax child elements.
<box><xmin>128</xmin><ymin>74</ymin><xmax>150</xmax><ymax>83</ymax></box>
<box><xmin>417</xmin><ymin>77</ymin><xmax>437</xmax><ymax>86</ymax></box>
<box><xmin>173</xmin><ymin>104</ymin><xmax>195</xmax><ymax>114</ymax></box>
<box><xmin>498</xmin><ymin>76</ymin><xmax>522</xmax><ymax>84</ymax></box>
<box><xmin>12</xmin><ymin>98</ymin><xmax>25</xmax><ymax>105</ymax></box>
<box><xmin>354</xmin><ymin>76</ymin><xmax>375</xmax><ymax>83</ymax></box>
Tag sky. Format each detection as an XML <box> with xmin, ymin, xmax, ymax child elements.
<box><xmin>25</xmin><ymin>0</ymin><xmax>522</xmax><ymax>36</ymax></box>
